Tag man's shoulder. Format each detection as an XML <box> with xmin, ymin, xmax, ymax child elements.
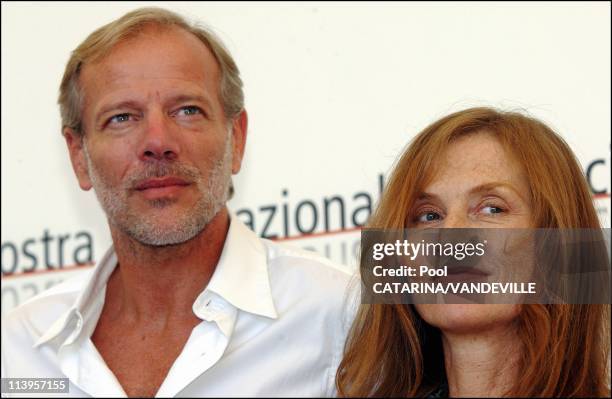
<box><xmin>262</xmin><ymin>239</ymin><xmax>358</xmax><ymax>306</ymax></box>
<box><xmin>259</xmin><ymin>238</ymin><xmax>360</xmax><ymax>351</ymax></box>
<box><xmin>265</xmin><ymin>238</ymin><xmax>353</xmax><ymax>280</ymax></box>
<box><xmin>230</xmin><ymin>215</ymin><xmax>353</xmax><ymax>284</ymax></box>
<box><xmin>2</xmin><ymin>270</ymin><xmax>92</xmax><ymax>341</ymax></box>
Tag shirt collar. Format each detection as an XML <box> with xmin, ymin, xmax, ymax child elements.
<box><xmin>34</xmin><ymin>212</ymin><xmax>277</xmax><ymax>348</ymax></box>
<box><xmin>204</xmin><ymin>213</ymin><xmax>278</xmax><ymax>320</ymax></box>
<box><xmin>34</xmin><ymin>247</ymin><xmax>117</xmax><ymax>349</ymax></box>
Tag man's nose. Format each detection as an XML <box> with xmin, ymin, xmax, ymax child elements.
<box><xmin>138</xmin><ymin>109</ymin><xmax>180</xmax><ymax>161</ymax></box>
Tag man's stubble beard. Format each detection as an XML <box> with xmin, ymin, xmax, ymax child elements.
<box><xmin>83</xmin><ymin>135</ymin><xmax>233</xmax><ymax>247</ymax></box>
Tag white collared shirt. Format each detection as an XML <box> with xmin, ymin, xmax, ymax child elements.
<box><xmin>1</xmin><ymin>215</ymin><xmax>356</xmax><ymax>397</ymax></box>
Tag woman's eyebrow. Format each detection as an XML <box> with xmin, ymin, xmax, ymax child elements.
<box><xmin>415</xmin><ymin>192</ymin><xmax>441</xmax><ymax>203</ymax></box>
<box><xmin>468</xmin><ymin>182</ymin><xmax>528</xmax><ymax>202</ymax></box>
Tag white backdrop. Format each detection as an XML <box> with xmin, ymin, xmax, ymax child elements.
<box><xmin>2</xmin><ymin>1</ymin><xmax>610</xmax><ymax>316</ymax></box>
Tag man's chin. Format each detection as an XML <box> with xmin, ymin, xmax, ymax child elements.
<box><xmin>124</xmin><ymin>223</ymin><xmax>205</xmax><ymax>247</ymax></box>
<box><xmin>145</xmin><ymin>197</ymin><xmax>180</xmax><ymax>209</ymax></box>
<box><xmin>108</xmin><ymin>211</ymin><xmax>210</xmax><ymax>247</ymax></box>
<box><xmin>107</xmin><ymin>198</ymin><xmax>226</xmax><ymax>247</ymax></box>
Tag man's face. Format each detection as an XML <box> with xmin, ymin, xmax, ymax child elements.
<box><xmin>64</xmin><ymin>26</ymin><xmax>247</xmax><ymax>246</ymax></box>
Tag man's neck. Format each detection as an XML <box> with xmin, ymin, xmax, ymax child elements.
<box><xmin>441</xmin><ymin>323</ymin><xmax>521</xmax><ymax>398</ymax></box>
<box><xmin>105</xmin><ymin>207</ymin><xmax>231</xmax><ymax>326</ymax></box>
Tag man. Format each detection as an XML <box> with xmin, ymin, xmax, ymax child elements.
<box><xmin>1</xmin><ymin>7</ymin><xmax>353</xmax><ymax>397</ymax></box>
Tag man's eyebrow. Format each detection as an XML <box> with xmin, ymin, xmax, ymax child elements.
<box><xmin>168</xmin><ymin>94</ymin><xmax>213</xmax><ymax>107</ymax></box>
<box><xmin>96</xmin><ymin>100</ymin><xmax>142</xmax><ymax>121</ymax></box>
<box><xmin>94</xmin><ymin>94</ymin><xmax>215</xmax><ymax>122</ymax></box>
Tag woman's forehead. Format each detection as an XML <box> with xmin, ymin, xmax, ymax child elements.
<box><xmin>420</xmin><ymin>132</ymin><xmax>528</xmax><ymax>196</ymax></box>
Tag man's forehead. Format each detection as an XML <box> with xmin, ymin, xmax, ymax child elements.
<box><xmin>81</xmin><ymin>25</ymin><xmax>219</xmax><ymax>82</ymax></box>
<box><xmin>78</xmin><ymin>25</ymin><xmax>222</xmax><ymax>109</ymax></box>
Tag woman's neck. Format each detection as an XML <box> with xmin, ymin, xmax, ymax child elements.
<box><xmin>441</xmin><ymin>324</ymin><xmax>521</xmax><ymax>398</ymax></box>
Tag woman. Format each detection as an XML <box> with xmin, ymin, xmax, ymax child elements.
<box><xmin>337</xmin><ymin>107</ymin><xmax>610</xmax><ymax>397</ymax></box>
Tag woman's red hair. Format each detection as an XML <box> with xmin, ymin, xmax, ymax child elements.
<box><xmin>336</xmin><ymin>107</ymin><xmax>610</xmax><ymax>397</ymax></box>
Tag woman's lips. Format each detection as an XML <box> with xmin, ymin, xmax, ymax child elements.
<box><xmin>435</xmin><ymin>266</ymin><xmax>490</xmax><ymax>284</ymax></box>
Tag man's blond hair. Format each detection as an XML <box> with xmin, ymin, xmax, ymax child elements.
<box><xmin>58</xmin><ymin>7</ymin><xmax>244</xmax><ymax>135</ymax></box>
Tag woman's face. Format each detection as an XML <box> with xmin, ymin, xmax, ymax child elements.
<box><xmin>411</xmin><ymin>131</ymin><xmax>532</xmax><ymax>334</ymax></box>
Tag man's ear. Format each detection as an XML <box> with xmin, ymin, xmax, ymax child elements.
<box><xmin>63</xmin><ymin>127</ymin><xmax>93</xmax><ymax>191</ymax></box>
<box><xmin>230</xmin><ymin>110</ymin><xmax>248</xmax><ymax>174</ymax></box>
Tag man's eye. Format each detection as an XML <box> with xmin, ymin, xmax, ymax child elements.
<box><xmin>176</xmin><ymin>106</ymin><xmax>203</xmax><ymax>116</ymax></box>
<box><xmin>108</xmin><ymin>113</ymin><xmax>131</xmax><ymax>124</ymax></box>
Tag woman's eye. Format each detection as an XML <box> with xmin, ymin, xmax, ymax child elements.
<box><xmin>481</xmin><ymin>205</ymin><xmax>504</xmax><ymax>215</ymax></box>
<box><xmin>417</xmin><ymin>211</ymin><xmax>442</xmax><ymax>223</ymax></box>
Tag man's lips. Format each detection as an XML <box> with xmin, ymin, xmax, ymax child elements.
<box><xmin>134</xmin><ymin>177</ymin><xmax>191</xmax><ymax>191</ymax></box>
